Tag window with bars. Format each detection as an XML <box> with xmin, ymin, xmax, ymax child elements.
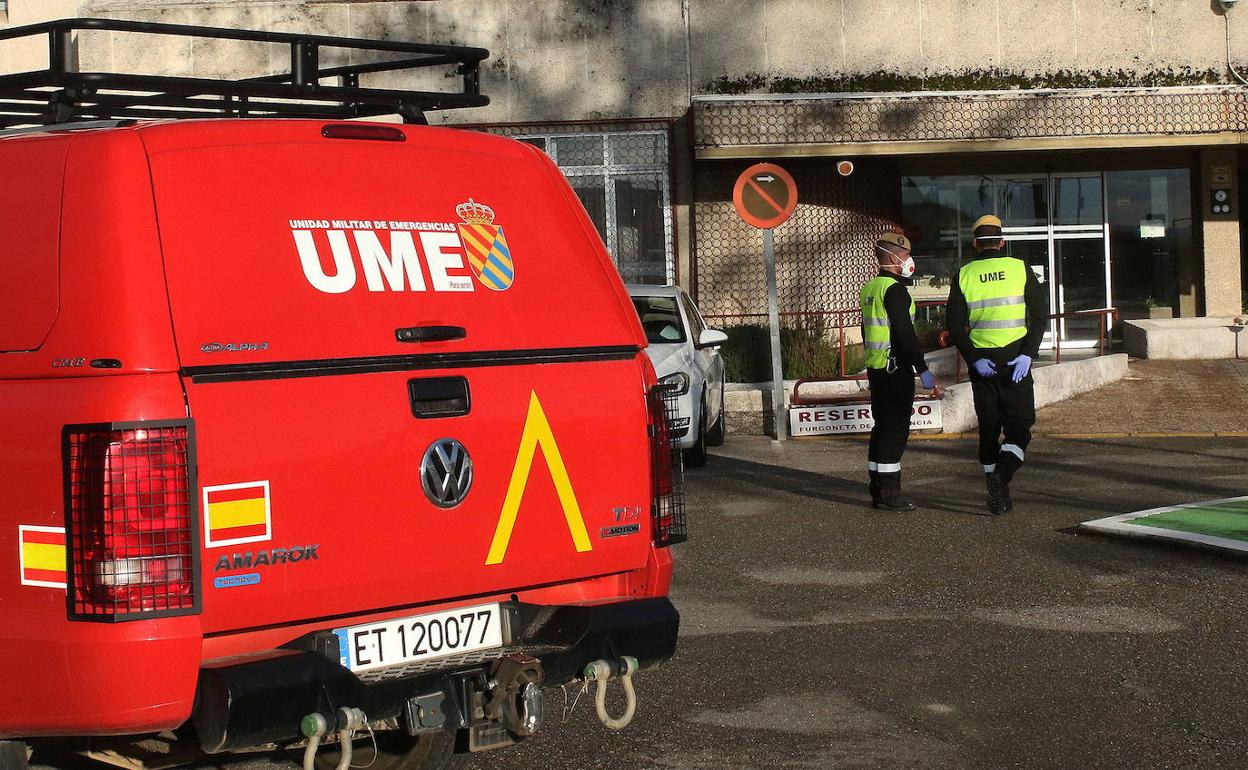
<box><xmin>518</xmin><ymin>131</ymin><xmax>674</xmax><ymax>285</ymax></box>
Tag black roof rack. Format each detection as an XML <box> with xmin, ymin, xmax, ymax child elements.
<box><xmin>0</xmin><ymin>17</ymin><xmax>490</xmax><ymax>128</ymax></box>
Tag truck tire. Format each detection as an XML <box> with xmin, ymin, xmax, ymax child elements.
<box><xmin>0</xmin><ymin>743</ymin><xmax>27</xmax><ymax>770</ymax></box>
<box><xmin>683</xmin><ymin>394</ymin><xmax>708</xmax><ymax>468</ymax></box>
<box><xmin>705</xmin><ymin>387</ymin><xmax>726</xmax><ymax>447</ymax></box>
<box><xmin>308</xmin><ymin>732</ymin><xmax>463</xmax><ymax>770</ymax></box>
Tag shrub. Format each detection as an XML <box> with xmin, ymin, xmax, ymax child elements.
<box><xmin>720</xmin><ymin>318</ymin><xmax>865</xmax><ymax>382</ymax></box>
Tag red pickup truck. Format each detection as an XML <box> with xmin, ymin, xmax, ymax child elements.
<box><xmin>0</xmin><ymin>19</ymin><xmax>682</xmax><ymax>770</ymax></box>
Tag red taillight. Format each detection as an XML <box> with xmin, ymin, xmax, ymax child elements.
<box><xmin>647</xmin><ymin>385</ymin><xmax>686</xmax><ymax>547</ymax></box>
<box><xmin>65</xmin><ymin>422</ymin><xmax>199</xmax><ymax>620</ymax></box>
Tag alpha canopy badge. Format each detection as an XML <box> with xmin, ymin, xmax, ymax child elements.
<box><xmin>457</xmin><ymin>199</ymin><xmax>515</xmax><ymax>291</ymax></box>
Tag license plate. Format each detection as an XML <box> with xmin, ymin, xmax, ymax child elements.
<box><xmin>334</xmin><ymin>602</ymin><xmax>505</xmax><ymax>673</ymax></box>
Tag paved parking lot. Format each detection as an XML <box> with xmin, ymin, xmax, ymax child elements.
<box><xmin>474</xmin><ymin>434</ymin><xmax>1248</xmax><ymax>770</ymax></box>
<box><xmin>43</xmin><ymin>427</ymin><xmax>1245</xmax><ymax>770</ymax></box>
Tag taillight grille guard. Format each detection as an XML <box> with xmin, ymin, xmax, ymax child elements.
<box><xmin>63</xmin><ymin>420</ymin><xmax>201</xmax><ymax>622</ymax></box>
<box><xmin>647</xmin><ymin>385</ymin><xmax>687</xmax><ymax>547</ymax></box>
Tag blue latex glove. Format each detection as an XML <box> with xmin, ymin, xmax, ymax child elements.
<box><xmin>1008</xmin><ymin>354</ymin><xmax>1033</xmax><ymax>383</ymax></box>
<box><xmin>919</xmin><ymin>370</ymin><xmax>937</xmax><ymax>390</ymax></box>
<box><xmin>971</xmin><ymin>358</ymin><xmax>997</xmax><ymax>378</ymax></box>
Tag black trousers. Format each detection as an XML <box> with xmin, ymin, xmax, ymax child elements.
<box><xmin>971</xmin><ymin>370</ymin><xmax>1035</xmax><ymax>481</ymax></box>
<box><xmin>867</xmin><ymin>364</ymin><xmax>915</xmax><ymax>469</ymax></box>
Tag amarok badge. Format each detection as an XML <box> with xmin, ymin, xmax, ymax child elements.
<box><xmin>456</xmin><ymin>199</ymin><xmax>514</xmax><ymax>291</ymax></box>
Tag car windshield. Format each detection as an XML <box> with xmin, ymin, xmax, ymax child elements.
<box><xmin>632</xmin><ymin>295</ymin><xmax>687</xmax><ymax>344</ymax></box>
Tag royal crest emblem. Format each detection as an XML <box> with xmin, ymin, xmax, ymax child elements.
<box><xmin>456</xmin><ymin>199</ymin><xmax>514</xmax><ymax>291</ymax></box>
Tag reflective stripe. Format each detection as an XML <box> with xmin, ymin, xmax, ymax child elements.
<box><xmin>967</xmin><ymin>295</ymin><xmax>1025</xmax><ymax>310</ymax></box>
<box><xmin>1001</xmin><ymin>444</ymin><xmax>1025</xmax><ymax>461</ymax></box>
<box><xmin>864</xmin><ymin>341</ymin><xmax>891</xmax><ymax>350</ymax></box>
<box><xmin>867</xmin><ymin>461</ymin><xmax>878</xmax><ymax>472</ymax></box>
<box><xmin>863</xmin><ymin>317</ymin><xmax>890</xmax><ymax>327</ymax></box>
<box><xmin>875</xmin><ymin>462</ymin><xmax>901</xmax><ymax>473</ymax></box>
<box><xmin>982</xmin><ymin>464</ymin><xmax>997</xmax><ymax>473</ymax></box>
<box><xmin>972</xmin><ymin>318</ymin><xmax>1027</xmax><ymax>329</ymax></box>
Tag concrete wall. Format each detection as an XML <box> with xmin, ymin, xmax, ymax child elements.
<box><xmin>693</xmin><ymin>0</ymin><xmax>1243</xmax><ymax>94</ymax></box>
<box><xmin>1123</xmin><ymin>317</ymin><xmax>1248</xmax><ymax>359</ymax></box>
<box><xmin>3</xmin><ymin>1</ymin><xmax>1248</xmax><ymax>122</ymax></box>
<box><xmin>1200</xmin><ymin>149</ymin><xmax>1244</xmax><ymax>317</ymax></box>
<box><xmin>940</xmin><ymin>354</ymin><xmax>1130</xmax><ymax>434</ymax></box>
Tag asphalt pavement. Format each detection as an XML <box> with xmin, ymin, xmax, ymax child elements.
<box><xmin>471</xmin><ymin>434</ymin><xmax>1248</xmax><ymax>770</ymax></box>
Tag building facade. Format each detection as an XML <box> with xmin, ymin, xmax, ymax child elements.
<box><xmin>3</xmin><ymin>0</ymin><xmax>1247</xmax><ymax>347</ymax></box>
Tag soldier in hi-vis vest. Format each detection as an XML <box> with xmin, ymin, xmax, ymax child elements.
<box><xmin>946</xmin><ymin>215</ymin><xmax>1047</xmax><ymax>516</ymax></box>
<box><xmin>860</xmin><ymin>232</ymin><xmax>937</xmax><ymax>511</ymax></box>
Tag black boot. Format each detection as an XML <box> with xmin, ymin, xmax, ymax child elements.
<box><xmin>875</xmin><ymin>472</ymin><xmax>916</xmax><ymax>511</ymax></box>
<box><xmin>985</xmin><ymin>472</ymin><xmax>1008</xmax><ymax>516</ymax></box>
<box><xmin>868</xmin><ymin>470</ymin><xmax>881</xmax><ymax>508</ymax></box>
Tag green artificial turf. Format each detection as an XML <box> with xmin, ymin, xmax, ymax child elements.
<box><xmin>1128</xmin><ymin>502</ymin><xmax>1248</xmax><ymax>543</ymax></box>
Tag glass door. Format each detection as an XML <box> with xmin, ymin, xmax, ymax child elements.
<box><xmin>996</xmin><ymin>176</ymin><xmax>1053</xmax><ymax>346</ymax></box>
<box><xmin>1050</xmin><ymin>174</ymin><xmax>1110</xmax><ymax>345</ymax></box>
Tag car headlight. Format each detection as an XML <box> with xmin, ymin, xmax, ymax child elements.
<box><xmin>659</xmin><ymin>372</ymin><xmax>691</xmax><ymax>396</ymax></box>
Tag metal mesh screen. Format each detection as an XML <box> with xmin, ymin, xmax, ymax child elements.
<box><xmin>649</xmin><ymin>385</ymin><xmax>686</xmax><ymax>547</ymax></box>
<box><xmin>694</xmin><ymin>86</ymin><xmax>1248</xmax><ymax>148</ymax></box>
<box><xmin>472</xmin><ymin>124</ymin><xmax>676</xmax><ymax>284</ymax></box>
<box><xmin>65</xmin><ymin>422</ymin><xmax>199</xmax><ymax>621</ymax></box>
<box><xmin>693</xmin><ymin>158</ymin><xmax>901</xmax><ymax>319</ymax></box>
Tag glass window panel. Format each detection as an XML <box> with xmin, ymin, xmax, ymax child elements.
<box><xmin>681</xmin><ymin>294</ymin><xmax>705</xmax><ymax>339</ymax></box>
<box><xmin>613</xmin><ymin>174</ymin><xmax>667</xmax><ymax>284</ymax></box>
<box><xmin>901</xmin><ymin>176</ymin><xmax>964</xmax><ymax>301</ymax></box>
<box><xmin>608</xmin><ymin>133</ymin><xmax>665</xmax><ymax>166</ymax></box>
<box><xmin>553</xmin><ymin>135</ymin><xmax>605</xmax><ymax>167</ymax></box>
<box><xmin>516</xmin><ymin>137</ymin><xmax>547</xmax><ymax>152</ymax></box>
<box><xmin>632</xmin><ymin>296</ymin><xmax>686</xmax><ymax>344</ymax></box>
<box><xmin>568</xmin><ymin>176</ymin><xmax>607</xmax><ymax>243</ymax></box>
<box><xmin>1053</xmin><ymin>175</ymin><xmax>1104</xmax><ymax>226</ymax></box>
<box><xmin>996</xmin><ymin>177</ymin><xmax>1048</xmax><ymax>229</ymax></box>
<box><xmin>1106</xmin><ymin>169</ymin><xmax>1192</xmax><ymax>321</ymax></box>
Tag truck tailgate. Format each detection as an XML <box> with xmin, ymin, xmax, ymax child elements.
<box><xmin>186</xmin><ymin>357</ymin><xmax>651</xmax><ymax>633</ymax></box>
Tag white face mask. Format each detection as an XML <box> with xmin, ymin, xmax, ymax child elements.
<box><xmin>899</xmin><ymin>256</ymin><xmax>916</xmax><ymax>278</ymax></box>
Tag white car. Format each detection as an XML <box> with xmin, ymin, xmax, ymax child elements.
<box><xmin>628</xmin><ymin>284</ymin><xmax>728</xmax><ymax>467</ymax></box>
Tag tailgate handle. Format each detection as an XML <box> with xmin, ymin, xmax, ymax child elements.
<box><xmin>396</xmin><ymin>325</ymin><xmax>466</xmax><ymax>343</ymax></box>
<box><xmin>409</xmin><ymin>376</ymin><xmax>470</xmax><ymax>419</ymax></box>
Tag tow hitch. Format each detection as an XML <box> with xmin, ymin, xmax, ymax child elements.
<box><xmin>485</xmin><ymin>654</ymin><xmax>544</xmax><ymax>737</ymax></box>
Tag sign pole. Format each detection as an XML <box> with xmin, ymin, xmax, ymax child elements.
<box><xmin>731</xmin><ymin>162</ymin><xmax>798</xmax><ymax>443</ymax></box>
<box><xmin>763</xmin><ymin>227</ymin><xmax>786</xmax><ymax>441</ymax></box>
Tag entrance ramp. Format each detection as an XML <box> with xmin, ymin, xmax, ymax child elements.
<box><xmin>1081</xmin><ymin>497</ymin><xmax>1248</xmax><ymax>555</ymax></box>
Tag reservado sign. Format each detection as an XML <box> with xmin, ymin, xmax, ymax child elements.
<box><xmin>789</xmin><ymin>400</ymin><xmax>943</xmax><ymax>437</ymax></box>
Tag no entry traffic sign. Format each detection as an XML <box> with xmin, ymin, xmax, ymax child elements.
<box><xmin>733</xmin><ymin>163</ymin><xmax>798</xmax><ymax>229</ymax></box>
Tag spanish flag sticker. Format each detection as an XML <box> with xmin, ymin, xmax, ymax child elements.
<box><xmin>203</xmin><ymin>481</ymin><xmax>271</xmax><ymax>548</ymax></box>
<box><xmin>19</xmin><ymin>525</ymin><xmax>66</xmax><ymax>589</ymax></box>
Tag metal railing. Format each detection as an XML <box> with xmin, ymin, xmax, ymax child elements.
<box><xmin>705</xmin><ymin>303</ymin><xmax>1119</xmax><ymax>385</ymax></box>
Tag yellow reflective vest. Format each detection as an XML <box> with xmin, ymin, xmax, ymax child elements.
<box><xmin>958</xmin><ymin>257</ymin><xmax>1028</xmax><ymax>349</ymax></box>
<box><xmin>860</xmin><ymin>276</ymin><xmax>916</xmax><ymax>370</ymax></box>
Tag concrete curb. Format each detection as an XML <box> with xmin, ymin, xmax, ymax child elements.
<box><xmin>725</xmin><ymin>352</ymin><xmax>1130</xmax><ymax>436</ymax></box>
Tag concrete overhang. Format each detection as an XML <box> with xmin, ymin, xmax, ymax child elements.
<box><xmin>695</xmin><ymin>132</ymin><xmax>1248</xmax><ymax>160</ymax></box>
<box><xmin>693</xmin><ymin>85</ymin><xmax>1248</xmax><ymax>160</ymax></box>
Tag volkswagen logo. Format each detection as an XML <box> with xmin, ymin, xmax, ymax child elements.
<box><xmin>421</xmin><ymin>439</ymin><xmax>473</xmax><ymax>508</ymax></box>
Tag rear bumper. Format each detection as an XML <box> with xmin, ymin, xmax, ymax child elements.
<box><xmin>193</xmin><ymin>597</ymin><xmax>678</xmax><ymax>753</ymax></box>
